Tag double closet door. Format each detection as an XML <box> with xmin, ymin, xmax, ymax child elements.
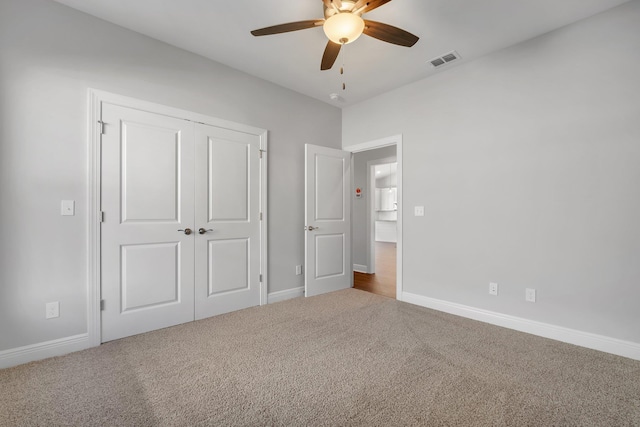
<box><xmin>100</xmin><ymin>103</ymin><xmax>263</xmax><ymax>342</ymax></box>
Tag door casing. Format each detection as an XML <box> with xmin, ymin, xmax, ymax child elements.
<box><xmin>87</xmin><ymin>89</ymin><xmax>268</xmax><ymax>346</ymax></box>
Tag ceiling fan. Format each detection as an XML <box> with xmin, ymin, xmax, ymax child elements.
<box><xmin>251</xmin><ymin>0</ymin><xmax>419</xmax><ymax>71</ymax></box>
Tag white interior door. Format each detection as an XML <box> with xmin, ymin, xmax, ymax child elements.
<box><xmin>304</xmin><ymin>144</ymin><xmax>352</xmax><ymax>297</ymax></box>
<box><xmin>194</xmin><ymin>124</ymin><xmax>262</xmax><ymax>319</ymax></box>
<box><xmin>101</xmin><ymin>104</ymin><xmax>195</xmax><ymax>342</ymax></box>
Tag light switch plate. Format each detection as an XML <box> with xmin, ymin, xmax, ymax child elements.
<box><xmin>414</xmin><ymin>206</ymin><xmax>425</xmax><ymax>216</ymax></box>
<box><xmin>61</xmin><ymin>200</ymin><xmax>75</xmax><ymax>216</ymax></box>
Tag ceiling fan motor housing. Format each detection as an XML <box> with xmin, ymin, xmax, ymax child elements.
<box><xmin>323</xmin><ymin>12</ymin><xmax>365</xmax><ymax>44</ymax></box>
<box><xmin>323</xmin><ymin>0</ymin><xmax>358</xmax><ymax>19</ymax></box>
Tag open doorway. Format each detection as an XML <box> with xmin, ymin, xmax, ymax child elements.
<box><xmin>348</xmin><ymin>139</ymin><xmax>401</xmax><ymax>300</ymax></box>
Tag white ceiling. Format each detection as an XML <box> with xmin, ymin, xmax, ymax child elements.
<box><xmin>52</xmin><ymin>0</ymin><xmax>629</xmax><ymax>107</ymax></box>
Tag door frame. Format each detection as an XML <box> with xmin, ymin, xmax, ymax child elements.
<box><xmin>344</xmin><ymin>135</ymin><xmax>403</xmax><ymax>301</ymax></box>
<box><xmin>87</xmin><ymin>89</ymin><xmax>268</xmax><ymax>346</ymax></box>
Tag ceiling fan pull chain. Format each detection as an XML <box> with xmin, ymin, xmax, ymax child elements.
<box><xmin>342</xmin><ymin>43</ymin><xmax>347</xmax><ymax>91</ymax></box>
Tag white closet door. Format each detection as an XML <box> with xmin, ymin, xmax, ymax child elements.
<box><xmin>194</xmin><ymin>124</ymin><xmax>262</xmax><ymax>319</ymax></box>
<box><xmin>101</xmin><ymin>104</ymin><xmax>195</xmax><ymax>342</ymax></box>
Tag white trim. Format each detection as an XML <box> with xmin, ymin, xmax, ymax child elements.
<box><xmin>89</xmin><ymin>90</ymin><xmax>266</xmax><ymax>136</ymax></box>
<box><xmin>259</xmin><ymin>132</ymin><xmax>269</xmax><ymax>306</ymax></box>
<box><xmin>344</xmin><ymin>135</ymin><xmax>403</xmax><ymax>301</ymax></box>
<box><xmin>353</xmin><ymin>264</ymin><xmax>368</xmax><ymax>273</ymax></box>
<box><xmin>267</xmin><ymin>287</ymin><xmax>305</xmax><ymax>304</ymax></box>
<box><xmin>88</xmin><ymin>89</ymin><xmax>269</xmax><ymax>345</ymax></box>
<box><xmin>343</xmin><ymin>135</ymin><xmax>398</xmax><ymax>153</ymax></box>
<box><xmin>0</xmin><ymin>334</ymin><xmax>90</xmax><ymax>369</ymax></box>
<box><xmin>87</xmin><ymin>90</ymin><xmax>101</xmax><ymax>347</ymax></box>
<box><xmin>402</xmin><ymin>292</ymin><xmax>640</xmax><ymax>361</ymax></box>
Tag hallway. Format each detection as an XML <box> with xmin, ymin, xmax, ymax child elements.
<box><xmin>353</xmin><ymin>242</ymin><xmax>396</xmax><ymax>299</ymax></box>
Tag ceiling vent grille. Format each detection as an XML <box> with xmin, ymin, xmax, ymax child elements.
<box><xmin>429</xmin><ymin>51</ymin><xmax>461</xmax><ymax>68</ymax></box>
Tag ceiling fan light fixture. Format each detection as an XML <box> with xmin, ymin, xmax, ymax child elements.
<box><xmin>323</xmin><ymin>13</ymin><xmax>364</xmax><ymax>44</ymax></box>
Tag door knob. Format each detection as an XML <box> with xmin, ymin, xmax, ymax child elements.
<box><xmin>304</xmin><ymin>226</ymin><xmax>318</xmax><ymax>231</ymax></box>
<box><xmin>178</xmin><ymin>228</ymin><xmax>192</xmax><ymax>235</ymax></box>
<box><xmin>198</xmin><ymin>228</ymin><xmax>213</xmax><ymax>235</ymax></box>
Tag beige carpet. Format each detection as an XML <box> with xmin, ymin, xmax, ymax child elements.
<box><xmin>1</xmin><ymin>289</ymin><xmax>639</xmax><ymax>426</ymax></box>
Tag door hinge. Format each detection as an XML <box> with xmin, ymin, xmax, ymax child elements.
<box><xmin>98</xmin><ymin>120</ymin><xmax>105</xmax><ymax>135</ymax></box>
<box><xmin>260</xmin><ymin>212</ymin><xmax>263</xmax><ymax>221</ymax></box>
<box><xmin>99</xmin><ymin>211</ymin><xmax>105</xmax><ymax>223</ymax></box>
<box><xmin>100</xmin><ymin>299</ymin><xmax>105</xmax><ymax>311</ymax></box>
<box><xmin>259</xmin><ymin>274</ymin><xmax>263</xmax><ymax>283</ymax></box>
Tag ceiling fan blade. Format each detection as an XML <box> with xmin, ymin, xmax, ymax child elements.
<box><xmin>251</xmin><ymin>20</ymin><xmax>324</xmax><ymax>36</ymax></box>
<box><xmin>355</xmin><ymin>0</ymin><xmax>393</xmax><ymax>14</ymax></box>
<box><xmin>321</xmin><ymin>41</ymin><xmax>342</xmax><ymax>70</ymax></box>
<box><xmin>363</xmin><ymin>20</ymin><xmax>419</xmax><ymax>47</ymax></box>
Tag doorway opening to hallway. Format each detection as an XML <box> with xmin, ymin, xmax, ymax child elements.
<box><xmin>349</xmin><ymin>141</ymin><xmax>400</xmax><ymax>300</ymax></box>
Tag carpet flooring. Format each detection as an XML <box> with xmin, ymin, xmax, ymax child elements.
<box><xmin>1</xmin><ymin>289</ymin><xmax>639</xmax><ymax>426</ymax></box>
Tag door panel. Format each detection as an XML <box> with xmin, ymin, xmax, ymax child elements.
<box><xmin>194</xmin><ymin>124</ymin><xmax>261</xmax><ymax>319</ymax></box>
<box><xmin>208</xmin><ymin>138</ymin><xmax>249</xmax><ymax>221</ymax></box>
<box><xmin>120</xmin><ymin>243</ymin><xmax>180</xmax><ymax>311</ymax></box>
<box><xmin>305</xmin><ymin>144</ymin><xmax>352</xmax><ymax>297</ymax></box>
<box><xmin>315</xmin><ymin>234</ymin><xmax>344</xmax><ymax>278</ymax></box>
<box><xmin>101</xmin><ymin>104</ymin><xmax>195</xmax><ymax>343</ymax></box>
<box><xmin>121</xmin><ymin>122</ymin><xmax>181</xmax><ymax>222</ymax></box>
<box><xmin>315</xmin><ymin>155</ymin><xmax>345</xmax><ymax>220</ymax></box>
<box><xmin>207</xmin><ymin>239</ymin><xmax>249</xmax><ymax>295</ymax></box>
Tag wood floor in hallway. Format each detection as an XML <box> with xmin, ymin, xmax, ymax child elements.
<box><xmin>353</xmin><ymin>242</ymin><xmax>396</xmax><ymax>299</ymax></box>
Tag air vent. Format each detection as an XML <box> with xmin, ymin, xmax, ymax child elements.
<box><xmin>429</xmin><ymin>50</ymin><xmax>461</xmax><ymax>68</ymax></box>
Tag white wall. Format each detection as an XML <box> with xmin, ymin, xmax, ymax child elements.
<box><xmin>343</xmin><ymin>1</ymin><xmax>640</xmax><ymax>344</ymax></box>
<box><xmin>352</xmin><ymin>146</ymin><xmax>396</xmax><ymax>268</ymax></box>
<box><xmin>0</xmin><ymin>0</ymin><xmax>341</xmax><ymax>352</ymax></box>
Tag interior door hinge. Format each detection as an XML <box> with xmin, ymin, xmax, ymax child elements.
<box><xmin>99</xmin><ymin>211</ymin><xmax>105</xmax><ymax>223</ymax></box>
<box><xmin>259</xmin><ymin>274</ymin><xmax>263</xmax><ymax>283</ymax></box>
<box><xmin>260</xmin><ymin>212</ymin><xmax>263</xmax><ymax>221</ymax></box>
<box><xmin>98</xmin><ymin>120</ymin><xmax>105</xmax><ymax>135</ymax></box>
<box><xmin>100</xmin><ymin>300</ymin><xmax>105</xmax><ymax>311</ymax></box>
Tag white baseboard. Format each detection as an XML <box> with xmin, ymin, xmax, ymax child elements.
<box><xmin>268</xmin><ymin>286</ymin><xmax>305</xmax><ymax>304</ymax></box>
<box><xmin>401</xmin><ymin>292</ymin><xmax>640</xmax><ymax>361</ymax></box>
<box><xmin>353</xmin><ymin>264</ymin><xmax>368</xmax><ymax>273</ymax></box>
<box><xmin>0</xmin><ymin>333</ymin><xmax>91</xmax><ymax>369</ymax></box>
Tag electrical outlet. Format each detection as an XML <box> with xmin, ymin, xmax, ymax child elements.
<box><xmin>46</xmin><ymin>302</ymin><xmax>59</xmax><ymax>319</ymax></box>
<box><xmin>526</xmin><ymin>288</ymin><xmax>536</xmax><ymax>302</ymax></box>
<box><xmin>489</xmin><ymin>282</ymin><xmax>498</xmax><ymax>296</ymax></box>
<box><xmin>295</xmin><ymin>265</ymin><xmax>303</xmax><ymax>276</ymax></box>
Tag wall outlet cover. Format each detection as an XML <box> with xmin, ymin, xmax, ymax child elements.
<box><xmin>489</xmin><ymin>282</ymin><xmax>498</xmax><ymax>296</ymax></box>
<box><xmin>46</xmin><ymin>301</ymin><xmax>60</xmax><ymax>319</ymax></box>
<box><xmin>526</xmin><ymin>288</ymin><xmax>536</xmax><ymax>302</ymax></box>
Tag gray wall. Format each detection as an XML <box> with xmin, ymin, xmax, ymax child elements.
<box><xmin>343</xmin><ymin>1</ymin><xmax>640</xmax><ymax>343</ymax></box>
<box><xmin>352</xmin><ymin>146</ymin><xmax>396</xmax><ymax>268</ymax></box>
<box><xmin>0</xmin><ymin>0</ymin><xmax>341</xmax><ymax>351</ymax></box>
